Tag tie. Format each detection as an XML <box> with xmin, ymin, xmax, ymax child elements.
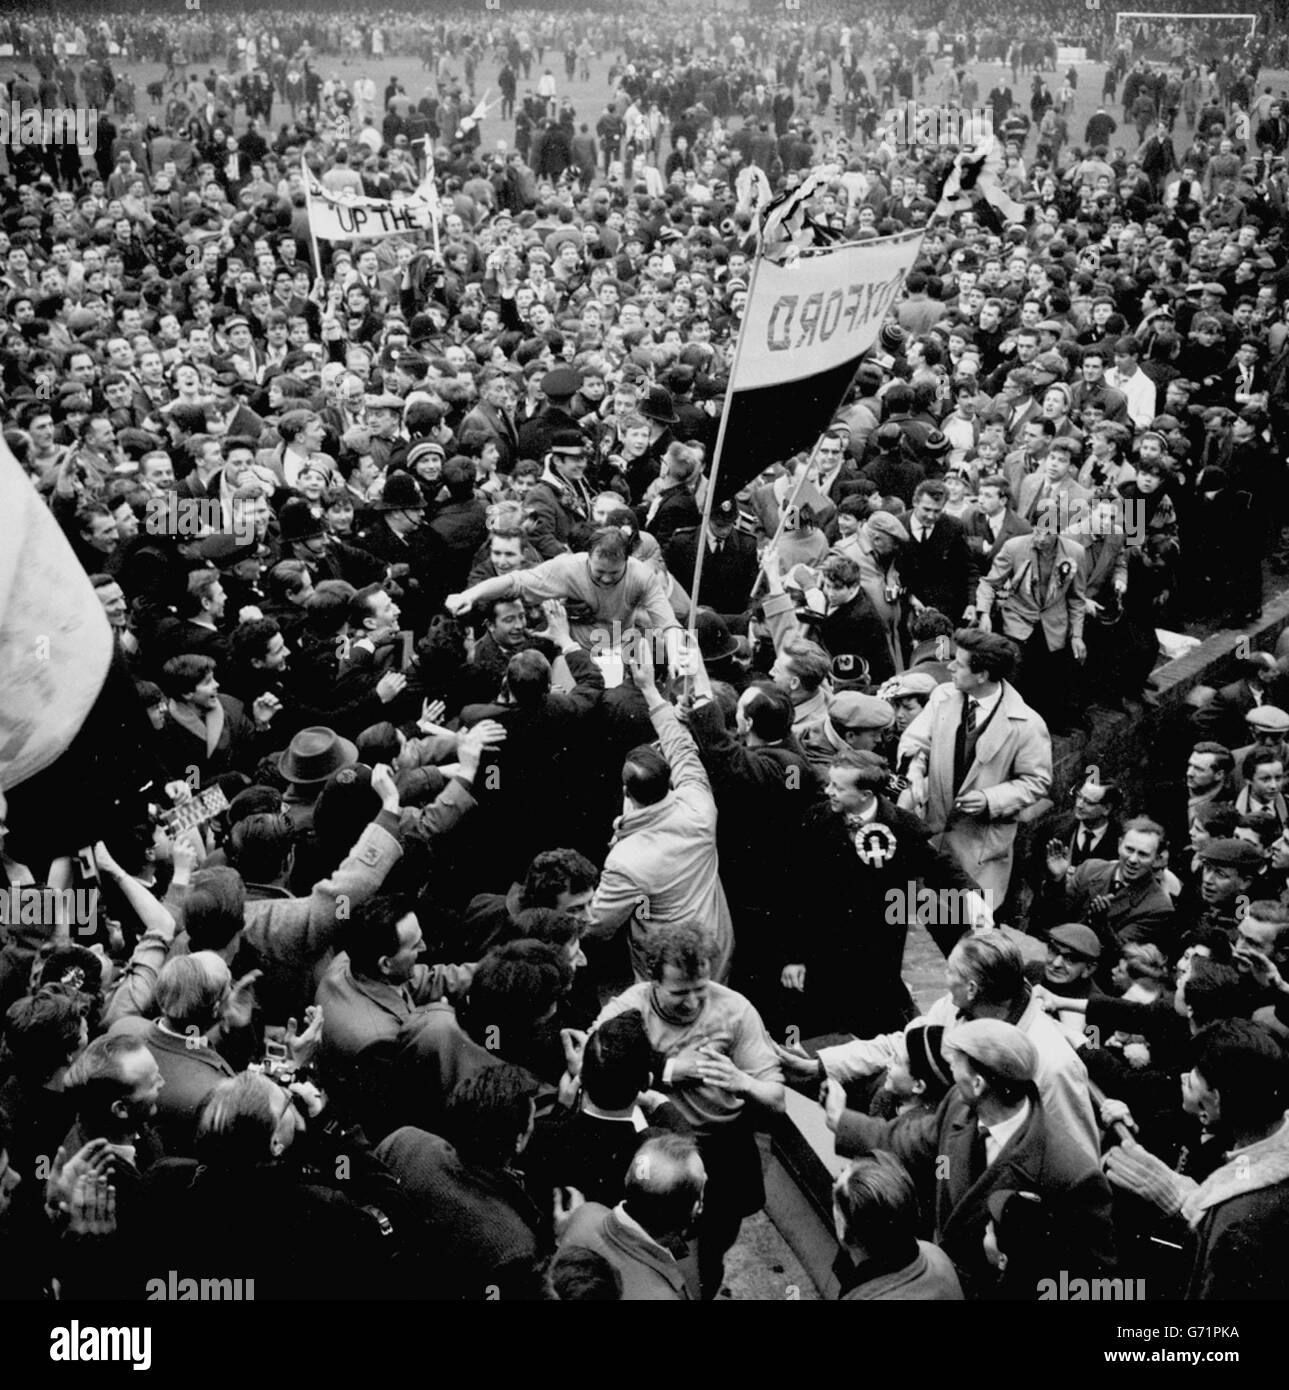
<box><xmin>963</xmin><ymin>696</ymin><xmax>978</xmax><ymax>737</ymax></box>
<box><xmin>714</xmin><ymin>538</ymin><xmax>724</xmax><ymax>555</ymax></box>
<box><xmin>969</xmin><ymin>1123</ymin><xmax>989</xmax><ymax>1180</ymax></box>
<box><xmin>1077</xmin><ymin>829</ymin><xmax>1090</xmax><ymax>856</ymax></box>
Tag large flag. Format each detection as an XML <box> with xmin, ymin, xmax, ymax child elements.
<box><xmin>0</xmin><ymin>441</ymin><xmax>113</xmax><ymax>795</ymax></box>
<box><xmin>713</xmin><ymin>230</ymin><xmax>924</xmax><ymax>501</ymax></box>
<box><xmin>302</xmin><ymin>160</ymin><xmax>440</xmax><ymax>242</ymax></box>
<box><xmin>755</xmin><ymin>164</ymin><xmax>844</xmax><ymax>265</ymax></box>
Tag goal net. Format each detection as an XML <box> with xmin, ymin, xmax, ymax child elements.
<box><xmin>1113</xmin><ymin>13</ymin><xmax>1260</xmax><ymax>64</ymax></box>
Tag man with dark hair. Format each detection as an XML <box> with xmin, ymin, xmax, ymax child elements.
<box><xmin>316</xmin><ymin>892</ymin><xmax>481</xmax><ymax>1131</ymax></box>
<box><xmin>899</xmin><ymin>479</ymin><xmax>974</xmax><ymax>626</ymax></box>
<box><xmin>459</xmin><ymin>847</ymin><xmax>600</xmax><ymax>961</ymax></box>
<box><xmin>831</xmin><ymin>1151</ymin><xmax>964</xmax><ymax>1300</ymax></box>
<box><xmin>784</xmin><ymin>747</ymin><xmax>990</xmax><ymax>1037</ymax></box>
<box><xmin>377</xmin><ymin>1065</ymin><xmax>548</xmax><ymax>1300</ymax></box>
<box><xmin>900</xmin><ymin>629</ymin><xmax>1052</xmax><ymax>901</ymax></box>
<box><xmin>687</xmin><ymin>663</ymin><xmax>821</xmax><ymax>1019</ymax></box>
<box><xmin>1101</xmin><ymin>1019</ymin><xmax>1289</xmax><ymax>1299</ymax></box>
<box><xmin>586</xmin><ymin>643</ymin><xmax>731</xmax><ymax>983</ymax></box>
<box><xmin>154</xmin><ymin>652</ymin><xmax>278</xmax><ymax>781</ymax></box>
<box><xmin>525</xmin><ymin>1008</ymin><xmax>689</xmax><ymax>1206</ymax></box>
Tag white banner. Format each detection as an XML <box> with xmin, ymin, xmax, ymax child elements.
<box><xmin>732</xmin><ymin>232</ymin><xmax>924</xmax><ymax>393</ymax></box>
<box><xmin>0</xmin><ymin>441</ymin><xmax>112</xmax><ymax>792</ymax></box>
<box><xmin>304</xmin><ymin>171</ymin><xmax>439</xmax><ymax>242</ymax></box>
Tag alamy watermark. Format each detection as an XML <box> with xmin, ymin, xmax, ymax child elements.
<box><xmin>1037</xmin><ymin>1271</ymin><xmax>1147</xmax><ymax>1300</ymax></box>
<box><xmin>0</xmin><ymin>104</ymin><xmax>99</xmax><ymax>153</ymax></box>
<box><xmin>880</xmin><ymin>100</ymin><xmax>993</xmax><ymax>149</ymax></box>
<box><xmin>0</xmin><ymin>885</ymin><xmax>98</xmax><ymax>930</ymax></box>
<box><xmin>144</xmin><ymin>494</ymin><xmax>258</xmax><ymax>547</ymax></box>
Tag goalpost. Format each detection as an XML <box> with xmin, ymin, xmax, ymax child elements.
<box><xmin>1114</xmin><ymin>11</ymin><xmax>1259</xmax><ymax>38</ymax></box>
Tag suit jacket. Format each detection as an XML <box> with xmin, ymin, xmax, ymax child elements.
<box><xmin>458</xmin><ymin>401</ymin><xmax>521</xmax><ymax>473</ymax></box>
<box><xmin>962</xmin><ymin>506</ymin><xmax>1032</xmax><ymax>582</ymax></box>
<box><xmin>664</xmin><ymin>527</ymin><xmax>759</xmax><ymax>618</ymax></box>
<box><xmin>107</xmin><ymin>1018</ymin><xmax>235</xmax><ymax>1156</ymax></box>
<box><xmin>1079</xmin><ymin>531</ymin><xmax>1129</xmax><ymax>598</ymax></box>
<box><xmin>641</xmin><ymin>483</ymin><xmax>700</xmax><ymax>548</ymax></box>
<box><xmin>377</xmin><ymin>1126</ymin><xmax>546</xmax><ymax>1300</ymax></box>
<box><xmin>899</xmin><ymin>679</ymin><xmax>1053</xmax><ymax>900</ymax></box>
<box><xmin>1016</xmin><ymin>472</ymin><xmax>1092</xmax><ymax>527</ymax></box>
<box><xmin>834</xmin><ymin>1087</ymin><xmax>1115</xmax><ymax>1297</ymax></box>
<box><xmin>807</xmin><ymin>589</ymin><xmax>896</xmax><ymax>683</ymax></box>
<box><xmin>837</xmin><ymin>1240</ymin><xmax>964</xmax><ymax>1300</ymax></box>
<box><xmin>899</xmin><ymin>513</ymin><xmax>973</xmax><ymax>621</ymax></box>
<box><xmin>1037</xmin><ymin>856</ymin><xmax>1176</xmax><ymax>956</ymax></box>
<box><xmin>559</xmin><ymin>1202</ymin><xmax>691</xmax><ymax>1300</ymax></box>
<box><xmin>1193</xmin><ymin>679</ymin><xmax>1285</xmax><ymax>750</ymax></box>
<box><xmin>978</xmin><ymin>534</ymin><xmax>1088</xmax><ymax>650</ymax></box>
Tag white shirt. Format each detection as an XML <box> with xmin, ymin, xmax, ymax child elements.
<box><xmin>1105</xmin><ymin>366</ymin><xmax>1156</xmax><ymax>432</ymax></box>
<box><xmin>983</xmin><ymin>1098</ymin><xmax>1030</xmax><ymax>1167</ymax></box>
<box><xmin>964</xmin><ymin>684</ymin><xmax>1003</xmax><ymax>728</ymax></box>
<box><xmin>1074</xmin><ymin>822</ymin><xmax>1109</xmax><ymax>856</ymax></box>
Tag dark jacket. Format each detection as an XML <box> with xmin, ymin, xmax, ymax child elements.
<box><xmin>1035</xmin><ymin>856</ymin><xmax>1177</xmax><ymax>956</ymax></box>
<box><xmin>377</xmin><ymin>1126</ymin><xmax>547</xmax><ymax>1300</ymax></box>
<box><xmin>899</xmin><ymin>513</ymin><xmax>974</xmax><ymax>621</ymax></box>
<box><xmin>792</xmin><ymin>797</ymin><xmax>980</xmax><ymax>1035</ymax></box>
<box><xmin>835</xmin><ymin>1087</ymin><xmax>1116</xmax><ymax>1298</ymax></box>
<box><xmin>664</xmin><ymin>526</ymin><xmax>759</xmax><ymax>618</ymax></box>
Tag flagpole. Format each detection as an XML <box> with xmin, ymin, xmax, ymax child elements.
<box><xmin>747</xmin><ymin>432</ymin><xmax>830</xmax><ymax>602</ymax></box>
<box><xmin>302</xmin><ymin>157</ymin><xmax>324</xmax><ymax>280</ymax></box>
<box><xmin>685</xmin><ymin>247</ymin><xmax>765</xmax><ymax>674</ymax></box>
<box><xmin>424</xmin><ymin>136</ymin><xmax>442</xmax><ymax>256</ymax></box>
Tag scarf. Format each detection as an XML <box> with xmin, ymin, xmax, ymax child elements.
<box><xmin>168</xmin><ymin>696</ymin><xmax>226</xmax><ymax>760</ymax></box>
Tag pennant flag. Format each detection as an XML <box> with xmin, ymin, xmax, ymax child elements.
<box><xmin>735</xmin><ymin>163</ymin><xmax>772</xmax><ymax>216</ymax></box>
<box><xmin>932</xmin><ymin>132</ymin><xmax>1031</xmax><ymax>227</ymax></box>
<box><xmin>456</xmin><ymin>89</ymin><xmax>502</xmax><ymax>139</ymax></box>
<box><xmin>302</xmin><ymin>159</ymin><xmax>440</xmax><ymax>242</ymax></box>
<box><xmin>713</xmin><ymin>230</ymin><xmax>924</xmax><ymax>502</ymax></box>
<box><xmin>756</xmin><ymin>164</ymin><xmax>843</xmax><ymax>265</ymax></box>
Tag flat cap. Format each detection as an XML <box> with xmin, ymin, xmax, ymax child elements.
<box><xmin>828</xmin><ymin>692</ymin><xmax>895</xmax><ymax>733</ymax></box>
<box><xmin>886</xmin><ymin>670</ymin><xmax>941</xmax><ymax>699</ymax></box>
<box><xmin>867</xmin><ymin>510</ymin><xmax>909</xmax><ymax>542</ymax></box>
<box><xmin>945</xmin><ymin>1018</ymin><xmax>1038</xmax><ymax>1084</ymax></box>
<box><xmin>1196</xmin><ymin>837</ymin><xmax>1264</xmax><ymax>869</ymax></box>
<box><xmin>1048</xmin><ymin>922</ymin><xmax>1103</xmax><ymax>962</ymax></box>
<box><xmin>364</xmin><ymin>392</ymin><xmax>404</xmax><ymax>411</ymax></box>
<box><xmin>1246</xmin><ymin>705</ymin><xmax>1289</xmax><ymax>733</ymax></box>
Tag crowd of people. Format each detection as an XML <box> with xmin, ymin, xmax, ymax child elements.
<box><xmin>2</xmin><ymin>1</ymin><xmax>1289</xmax><ymax>1305</ymax></box>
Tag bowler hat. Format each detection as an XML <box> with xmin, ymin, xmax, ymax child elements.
<box><xmin>277</xmin><ymin>727</ymin><xmax>359</xmax><ymax>785</ymax></box>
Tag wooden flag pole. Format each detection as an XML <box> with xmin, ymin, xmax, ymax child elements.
<box><xmin>685</xmin><ymin>248</ymin><xmax>765</xmax><ymax>679</ymax></box>
<box><xmin>302</xmin><ymin>156</ymin><xmax>324</xmax><ymax>280</ymax></box>
<box><xmin>747</xmin><ymin>431</ymin><xmax>831</xmax><ymax>602</ymax></box>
